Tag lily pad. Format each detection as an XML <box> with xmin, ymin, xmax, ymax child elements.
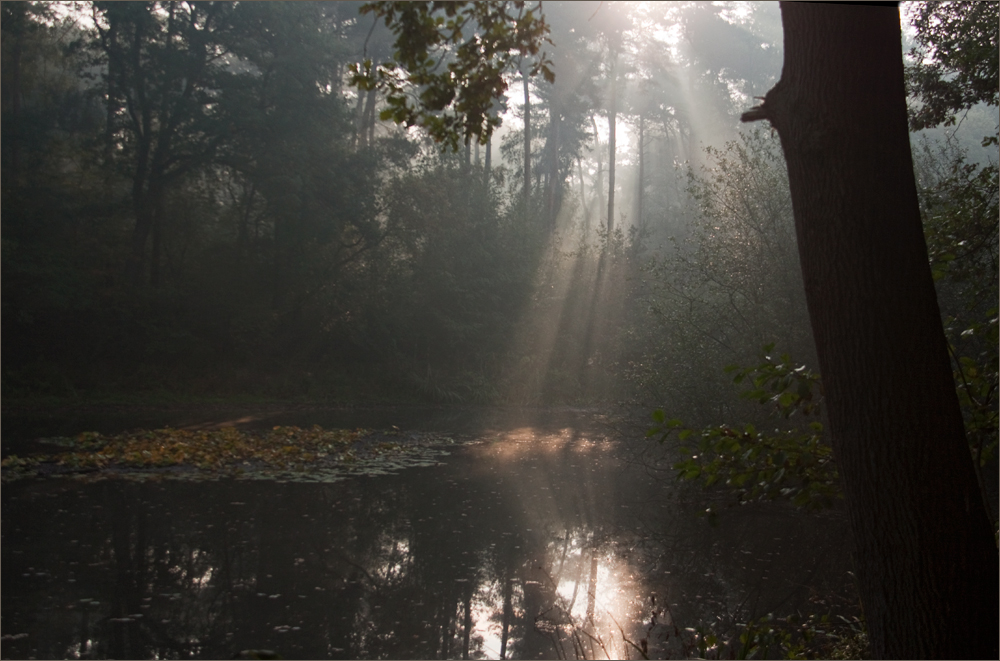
<box><xmin>2</xmin><ymin>425</ymin><xmax>479</xmax><ymax>483</ymax></box>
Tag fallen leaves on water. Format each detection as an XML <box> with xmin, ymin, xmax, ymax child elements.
<box><xmin>1</xmin><ymin>426</ymin><xmax>464</xmax><ymax>483</ymax></box>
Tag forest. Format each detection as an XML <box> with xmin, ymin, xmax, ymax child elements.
<box><xmin>1</xmin><ymin>1</ymin><xmax>995</xmax><ymax>413</ymax></box>
<box><xmin>1</xmin><ymin>1</ymin><xmax>998</xmax><ymax>659</ymax></box>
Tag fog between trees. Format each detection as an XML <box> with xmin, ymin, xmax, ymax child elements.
<box><xmin>2</xmin><ymin>1</ymin><xmax>995</xmax><ymax>431</ymax></box>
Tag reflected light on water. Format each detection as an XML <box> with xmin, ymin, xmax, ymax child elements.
<box><xmin>363</xmin><ymin>525</ymin><xmax>648</xmax><ymax>659</ymax></box>
<box><xmin>485</xmin><ymin>427</ymin><xmax>607</xmax><ymax>461</ymax></box>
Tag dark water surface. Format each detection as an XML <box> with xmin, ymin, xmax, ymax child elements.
<box><xmin>1</xmin><ymin>408</ymin><xmax>854</xmax><ymax>659</ymax></box>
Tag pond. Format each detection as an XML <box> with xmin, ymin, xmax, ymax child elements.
<box><xmin>1</xmin><ymin>407</ymin><xmax>855</xmax><ymax>659</ymax></box>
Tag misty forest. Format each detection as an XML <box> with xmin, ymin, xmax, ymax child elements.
<box><xmin>1</xmin><ymin>1</ymin><xmax>997</xmax><ymax>659</ymax></box>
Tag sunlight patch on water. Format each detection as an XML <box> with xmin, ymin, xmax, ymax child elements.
<box><xmin>482</xmin><ymin>427</ymin><xmax>610</xmax><ymax>461</ymax></box>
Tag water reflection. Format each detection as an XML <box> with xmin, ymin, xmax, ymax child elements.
<box><xmin>2</xmin><ymin>419</ymin><xmax>853</xmax><ymax>659</ymax></box>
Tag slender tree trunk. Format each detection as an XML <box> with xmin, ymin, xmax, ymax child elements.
<box><xmin>637</xmin><ymin>113</ymin><xmax>645</xmax><ymax>233</ymax></box>
<box><xmin>606</xmin><ymin>48</ymin><xmax>618</xmax><ymax>236</ymax></box>
<box><xmin>483</xmin><ymin>138</ymin><xmax>492</xmax><ymax>188</ymax></box>
<box><xmin>590</xmin><ymin>115</ymin><xmax>605</xmax><ymax>228</ymax></box>
<box><xmin>358</xmin><ymin>88</ymin><xmax>376</xmax><ymax>149</ymax></box>
<box><xmin>499</xmin><ymin>572</ymin><xmax>513</xmax><ymax>659</ymax></box>
<box><xmin>462</xmin><ymin>581</ymin><xmax>473</xmax><ymax>660</ymax></box>
<box><xmin>272</xmin><ymin>216</ymin><xmax>282</xmax><ymax>310</ymax></box>
<box><xmin>546</xmin><ymin>104</ymin><xmax>560</xmax><ymax>227</ymax></box>
<box><xmin>104</xmin><ymin>39</ymin><xmax>119</xmax><ymax>179</ymax></box>
<box><xmin>352</xmin><ymin>91</ymin><xmax>365</xmax><ymax>149</ymax></box>
<box><xmin>440</xmin><ymin>598</ymin><xmax>455</xmax><ymax>659</ymax></box>
<box><xmin>743</xmin><ymin>4</ymin><xmax>998</xmax><ymax>658</ymax></box>
<box><xmin>127</xmin><ymin>139</ymin><xmax>172</xmax><ymax>286</ymax></box>
<box><xmin>366</xmin><ymin>88</ymin><xmax>376</xmax><ymax>146</ymax></box>
<box><xmin>577</xmin><ymin>156</ymin><xmax>589</xmax><ymax>232</ymax></box>
<box><xmin>150</xmin><ymin>193</ymin><xmax>164</xmax><ymax>289</ymax></box>
<box><xmin>474</xmin><ymin>138</ymin><xmax>480</xmax><ymax>167</ymax></box>
<box><xmin>522</xmin><ymin>65</ymin><xmax>531</xmax><ymax>214</ymax></box>
<box><xmin>126</xmin><ymin>189</ymin><xmax>155</xmax><ymax>285</ymax></box>
<box><xmin>10</xmin><ymin>29</ymin><xmax>22</xmax><ymax>180</ymax></box>
<box><xmin>236</xmin><ymin>182</ymin><xmax>255</xmax><ymax>279</ymax></box>
<box><xmin>585</xmin><ymin>550</ymin><xmax>598</xmax><ymax>625</ymax></box>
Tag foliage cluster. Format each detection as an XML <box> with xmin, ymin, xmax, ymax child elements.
<box><xmin>914</xmin><ymin>138</ymin><xmax>999</xmax><ymax>474</ymax></box>
<box><xmin>673</xmin><ymin>609</ymin><xmax>868</xmax><ymax>660</ymax></box>
<box><xmin>649</xmin><ymin>345</ymin><xmax>840</xmax><ymax>514</ymax></box>
<box><xmin>905</xmin><ymin>0</ymin><xmax>999</xmax><ymax>141</ymax></box>
<box><xmin>351</xmin><ymin>1</ymin><xmax>554</xmax><ymax>150</ymax></box>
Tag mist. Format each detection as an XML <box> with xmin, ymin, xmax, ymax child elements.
<box><xmin>2</xmin><ymin>2</ymin><xmax>996</xmax><ymax>659</ymax></box>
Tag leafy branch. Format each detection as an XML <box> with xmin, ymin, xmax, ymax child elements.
<box><xmin>648</xmin><ymin>345</ymin><xmax>840</xmax><ymax>511</ymax></box>
<box><xmin>349</xmin><ymin>1</ymin><xmax>554</xmax><ymax>150</ymax></box>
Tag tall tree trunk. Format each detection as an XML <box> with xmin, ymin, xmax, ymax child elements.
<box><xmin>150</xmin><ymin>193</ymin><xmax>164</xmax><ymax>289</ymax></box>
<box><xmin>236</xmin><ymin>182</ymin><xmax>255</xmax><ymax>279</ymax></box>
<box><xmin>483</xmin><ymin>138</ymin><xmax>492</xmax><ymax>188</ymax></box>
<box><xmin>366</xmin><ymin>88</ymin><xmax>377</xmax><ymax>146</ymax></box>
<box><xmin>577</xmin><ymin>156</ymin><xmax>589</xmax><ymax>232</ymax></box>
<box><xmin>636</xmin><ymin>113</ymin><xmax>645</xmax><ymax>234</ymax></box>
<box><xmin>125</xmin><ymin>183</ymin><xmax>157</xmax><ymax>286</ymax></box>
<box><xmin>590</xmin><ymin>115</ymin><xmax>605</xmax><ymax>229</ymax></box>
<box><xmin>546</xmin><ymin>104</ymin><xmax>560</xmax><ymax>227</ymax></box>
<box><xmin>499</xmin><ymin>571</ymin><xmax>513</xmax><ymax>659</ymax></box>
<box><xmin>743</xmin><ymin>4</ymin><xmax>998</xmax><ymax>658</ymax></box>
<box><xmin>272</xmin><ymin>216</ymin><xmax>282</xmax><ymax>310</ymax></box>
<box><xmin>352</xmin><ymin>91</ymin><xmax>365</xmax><ymax>149</ymax></box>
<box><xmin>606</xmin><ymin>48</ymin><xmax>618</xmax><ymax>236</ymax></box>
<box><xmin>440</xmin><ymin>597</ymin><xmax>455</xmax><ymax>659</ymax></box>
<box><xmin>10</xmin><ymin>26</ymin><xmax>22</xmax><ymax>180</ymax></box>
<box><xmin>462</xmin><ymin>581</ymin><xmax>473</xmax><ymax>660</ymax></box>
<box><xmin>358</xmin><ymin>88</ymin><xmax>376</xmax><ymax>149</ymax></box>
<box><xmin>104</xmin><ymin>20</ymin><xmax>119</xmax><ymax>170</ymax></box>
<box><xmin>126</xmin><ymin>132</ymin><xmax>170</xmax><ymax>286</ymax></box>
<box><xmin>522</xmin><ymin>64</ymin><xmax>531</xmax><ymax>215</ymax></box>
<box><xmin>585</xmin><ymin>550</ymin><xmax>598</xmax><ymax>625</ymax></box>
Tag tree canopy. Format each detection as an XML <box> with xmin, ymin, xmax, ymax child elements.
<box><xmin>905</xmin><ymin>0</ymin><xmax>999</xmax><ymax>141</ymax></box>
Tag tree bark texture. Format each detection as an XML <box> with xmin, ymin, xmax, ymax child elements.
<box><xmin>745</xmin><ymin>4</ymin><xmax>998</xmax><ymax>658</ymax></box>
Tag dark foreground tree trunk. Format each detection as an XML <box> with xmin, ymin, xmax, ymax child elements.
<box><xmin>743</xmin><ymin>4</ymin><xmax>998</xmax><ymax>658</ymax></box>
